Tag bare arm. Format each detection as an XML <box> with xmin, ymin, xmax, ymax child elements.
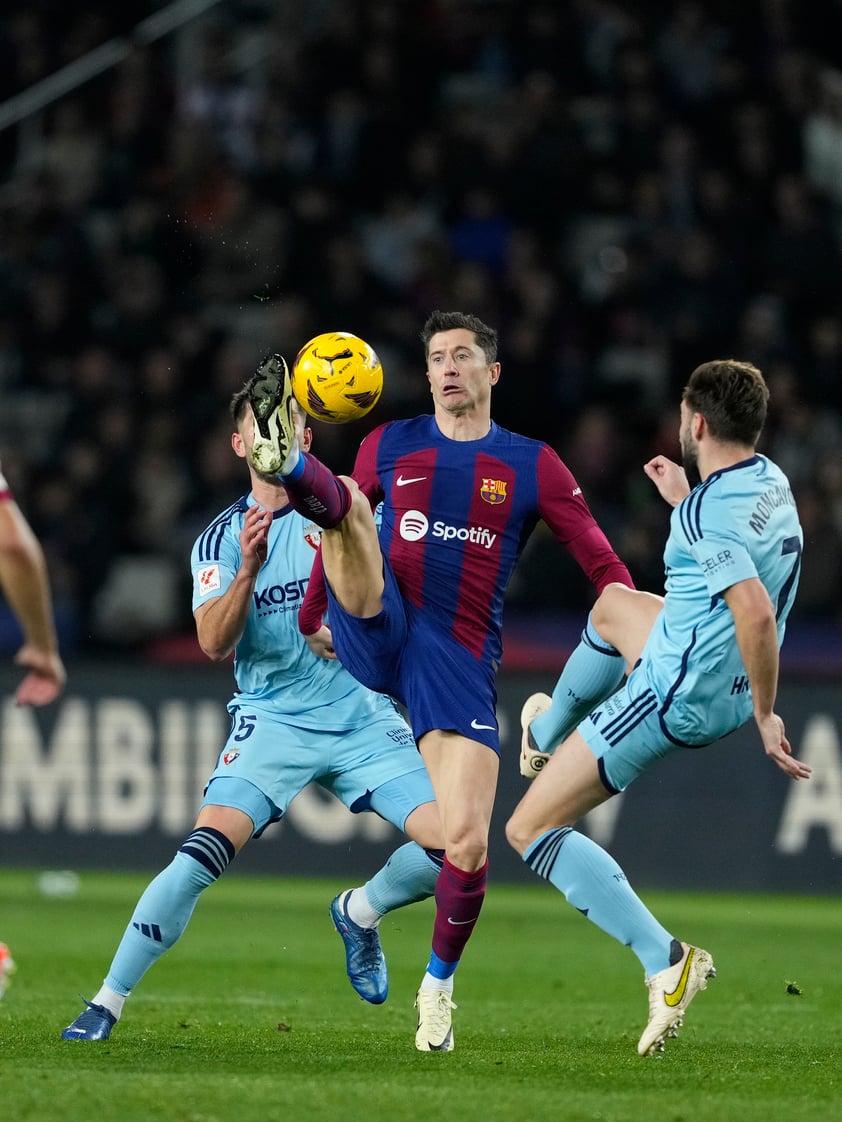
<box><xmin>0</xmin><ymin>499</ymin><xmax>66</xmax><ymax>705</ymax></box>
<box><xmin>194</xmin><ymin>504</ymin><xmax>270</xmax><ymax>661</ymax></box>
<box><xmin>723</xmin><ymin>577</ymin><xmax>811</xmax><ymax>781</ymax></box>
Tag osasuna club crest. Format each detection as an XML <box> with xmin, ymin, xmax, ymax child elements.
<box><xmin>480</xmin><ymin>478</ymin><xmax>508</xmax><ymax>505</ymax></box>
<box><xmin>303</xmin><ymin>523</ymin><xmax>322</xmax><ymax>550</ymax></box>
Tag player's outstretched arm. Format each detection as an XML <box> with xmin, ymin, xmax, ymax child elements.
<box><xmin>0</xmin><ymin>499</ymin><xmax>66</xmax><ymax>706</ymax></box>
<box><xmin>755</xmin><ymin>711</ymin><xmax>811</xmax><ymax>780</ymax></box>
<box><xmin>724</xmin><ymin>577</ymin><xmax>811</xmax><ymax>782</ymax></box>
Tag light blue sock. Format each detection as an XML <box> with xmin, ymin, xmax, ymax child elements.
<box><xmin>364</xmin><ymin>843</ymin><xmax>442</xmax><ymax>916</ymax></box>
<box><xmin>104</xmin><ymin>827</ymin><xmax>235</xmax><ymax>995</ymax></box>
<box><xmin>531</xmin><ymin>613</ymin><xmax>625</xmax><ymax>752</ymax></box>
<box><xmin>523</xmin><ymin>827</ymin><xmax>674</xmax><ymax>975</ymax></box>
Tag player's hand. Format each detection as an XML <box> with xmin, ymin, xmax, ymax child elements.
<box><xmin>13</xmin><ymin>645</ymin><xmax>66</xmax><ymax>706</ymax></box>
<box><xmin>239</xmin><ymin>503</ymin><xmax>270</xmax><ymax>576</ymax></box>
<box><xmin>756</xmin><ymin>712</ymin><xmax>812</xmax><ymax>780</ymax></box>
<box><xmin>304</xmin><ymin>625</ymin><xmax>336</xmax><ymax>660</ymax></box>
<box><xmin>643</xmin><ymin>456</ymin><xmax>691</xmax><ymax>507</ymax></box>
<box><xmin>520</xmin><ymin>741</ymin><xmax>551</xmax><ymax>780</ymax></box>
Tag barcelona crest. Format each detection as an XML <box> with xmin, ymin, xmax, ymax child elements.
<box><xmin>480</xmin><ymin>478</ymin><xmax>508</xmax><ymax>505</ymax></box>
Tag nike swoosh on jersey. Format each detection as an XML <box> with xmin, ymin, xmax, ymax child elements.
<box><xmin>447</xmin><ymin>915</ymin><xmax>480</xmax><ymax>925</ymax></box>
<box><xmin>395</xmin><ymin>475</ymin><xmax>427</xmax><ymax>486</ymax></box>
<box><xmin>470</xmin><ymin>719</ymin><xmax>496</xmax><ymax>731</ymax></box>
<box><xmin>664</xmin><ymin>948</ymin><xmax>696</xmax><ymax>1007</ymax></box>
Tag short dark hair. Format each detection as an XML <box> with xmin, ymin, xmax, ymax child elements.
<box><xmin>229</xmin><ymin>382</ymin><xmax>252</xmax><ymax>424</ymax></box>
<box><xmin>420</xmin><ymin>310</ymin><xmax>498</xmax><ymax>364</ymax></box>
<box><xmin>683</xmin><ymin>359</ymin><xmax>770</xmax><ymax>445</ymax></box>
<box><xmin>229</xmin><ymin>375</ymin><xmax>303</xmax><ymax>425</ymax></box>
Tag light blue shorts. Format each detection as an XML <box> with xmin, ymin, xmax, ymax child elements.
<box><xmin>578</xmin><ymin>670</ymin><xmax>708</xmax><ymax>794</ymax></box>
<box><xmin>200</xmin><ymin>700</ymin><xmax>435</xmax><ymax>836</ymax></box>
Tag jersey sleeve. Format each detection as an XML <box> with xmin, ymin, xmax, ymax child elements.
<box><xmin>677</xmin><ymin>493</ymin><xmax>758</xmax><ymax>598</ymax></box>
<box><xmin>298</xmin><ymin>546</ymin><xmax>328</xmax><ymax>635</ymax></box>
<box><xmin>190</xmin><ymin>522</ymin><xmax>240</xmax><ymax>612</ymax></box>
<box><xmin>0</xmin><ymin>461</ymin><xmax>11</xmax><ymax>502</ymax></box>
<box><xmin>536</xmin><ymin>443</ymin><xmax>634</xmax><ymax>594</ymax></box>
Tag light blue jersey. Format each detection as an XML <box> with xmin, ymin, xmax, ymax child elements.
<box><xmin>636</xmin><ymin>454</ymin><xmax>801</xmax><ymax>743</ymax></box>
<box><xmin>191</xmin><ymin>496</ymin><xmax>400</xmax><ymax>730</ymax></box>
<box><xmin>63</xmin><ymin>492</ymin><xmax>439</xmax><ymax>1023</ymax></box>
<box><xmin>581</xmin><ymin>455</ymin><xmax>802</xmax><ymax>791</ymax></box>
<box><xmin>191</xmin><ymin>495</ymin><xmax>432</xmax><ymax>834</ymax></box>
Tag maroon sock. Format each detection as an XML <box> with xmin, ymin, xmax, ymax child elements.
<box><xmin>283</xmin><ymin>454</ymin><xmax>351</xmax><ymax>529</ymax></box>
<box><xmin>431</xmin><ymin>856</ymin><xmax>488</xmax><ymax>965</ymax></box>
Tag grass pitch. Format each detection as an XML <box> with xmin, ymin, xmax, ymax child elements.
<box><xmin>0</xmin><ymin>868</ymin><xmax>838</xmax><ymax>1122</ymax></box>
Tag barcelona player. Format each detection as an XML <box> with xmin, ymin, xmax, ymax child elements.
<box><xmin>511</xmin><ymin>359</ymin><xmax>810</xmax><ymax>1055</ymax></box>
<box><xmin>244</xmin><ymin>310</ymin><xmax>633</xmax><ymax>1051</ymax></box>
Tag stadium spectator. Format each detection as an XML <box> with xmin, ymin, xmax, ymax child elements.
<box><xmin>0</xmin><ymin>0</ymin><xmax>841</xmax><ymax>648</ymax></box>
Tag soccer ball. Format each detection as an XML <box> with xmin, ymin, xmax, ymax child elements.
<box><xmin>291</xmin><ymin>331</ymin><xmax>383</xmax><ymax>423</ymax></box>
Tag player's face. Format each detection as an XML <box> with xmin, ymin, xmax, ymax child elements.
<box><xmin>426</xmin><ymin>329</ymin><xmax>500</xmax><ymax>416</ymax></box>
<box><xmin>233</xmin><ymin>405</ymin><xmax>311</xmax><ymax>479</ymax></box>
<box><xmin>679</xmin><ymin>401</ymin><xmax>702</xmax><ymax>488</ymax></box>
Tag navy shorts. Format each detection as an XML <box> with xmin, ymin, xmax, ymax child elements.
<box><xmin>325</xmin><ymin>558</ymin><xmax>500</xmax><ymax>752</ymax></box>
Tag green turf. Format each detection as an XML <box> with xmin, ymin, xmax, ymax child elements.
<box><xmin>0</xmin><ymin>869</ymin><xmax>838</xmax><ymax>1122</ymax></box>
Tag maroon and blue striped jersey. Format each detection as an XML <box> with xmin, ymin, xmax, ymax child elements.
<box><xmin>306</xmin><ymin>415</ymin><xmax>632</xmax><ymax>667</ymax></box>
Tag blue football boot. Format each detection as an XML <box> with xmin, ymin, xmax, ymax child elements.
<box><xmin>329</xmin><ymin>891</ymin><xmax>389</xmax><ymax>1004</ymax></box>
<box><xmin>61</xmin><ymin>999</ymin><xmax>117</xmax><ymax>1041</ymax></box>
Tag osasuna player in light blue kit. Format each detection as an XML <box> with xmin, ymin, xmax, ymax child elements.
<box><xmin>61</xmin><ymin>370</ymin><xmax>443</xmax><ymax>1041</ymax></box>
<box><xmin>511</xmin><ymin>359</ymin><xmax>811</xmax><ymax>1056</ymax></box>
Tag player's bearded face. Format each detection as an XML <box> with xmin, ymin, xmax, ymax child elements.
<box><xmin>679</xmin><ymin>412</ymin><xmax>701</xmax><ymax>488</ymax></box>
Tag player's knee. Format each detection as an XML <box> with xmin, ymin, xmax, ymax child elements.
<box><xmin>341</xmin><ymin>476</ymin><xmax>366</xmax><ymax>511</ymax></box>
<box><xmin>405</xmin><ymin>802</ymin><xmax>445</xmax><ymax>850</ymax></box>
<box><xmin>591</xmin><ymin>582</ymin><xmax>627</xmax><ymax>636</ymax></box>
<box><xmin>444</xmin><ymin>835</ymin><xmax>488</xmax><ymax>870</ymax></box>
<box><xmin>505</xmin><ymin>809</ymin><xmax>533</xmax><ymax>857</ymax></box>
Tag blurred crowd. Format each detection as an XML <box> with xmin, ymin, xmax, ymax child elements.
<box><xmin>1</xmin><ymin>0</ymin><xmax>842</xmax><ymax>653</ymax></box>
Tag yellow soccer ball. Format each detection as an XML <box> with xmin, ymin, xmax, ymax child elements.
<box><xmin>291</xmin><ymin>331</ymin><xmax>383</xmax><ymax>423</ymax></box>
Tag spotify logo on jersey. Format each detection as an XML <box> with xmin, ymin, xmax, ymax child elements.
<box><xmin>399</xmin><ymin>511</ymin><xmax>429</xmax><ymax>541</ymax></box>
